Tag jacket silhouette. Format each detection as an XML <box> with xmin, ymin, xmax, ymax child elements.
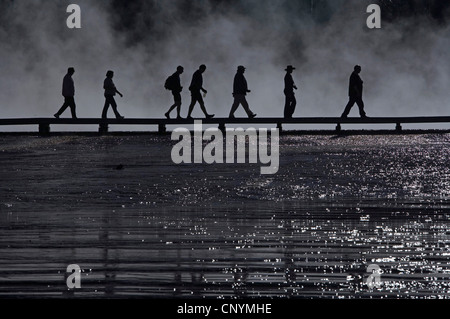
<box><xmin>341</xmin><ymin>65</ymin><xmax>367</xmax><ymax>118</ymax></box>
<box><xmin>101</xmin><ymin>70</ymin><xmax>124</xmax><ymax>119</ymax></box>
<box><xmin>62</xmin><ymin>72</ymin><xmax>75</xmax><ymax>97</ymax></box>
<box><xmin>54</xmin><ymin>67</ymin><xmax>77</xmax><ymax>119</ymax></box>
<box><xmin>349</xmin><ymin>71</ymin><xmax>363</xmax><ymax>98</ymax></box>
<box><xmin>187</xmin><ymin>65</ymin><xmax>214</xmax><ymax>119</ymax></box>
<box><xmin>229</xmin><ymin>66</ymin><xmax>256</xmax><ymax>119</ymax></box>
<box><xmin>233</xmin><ymin>71</ymin><xmax>249</xmax><ymax>95</ymax></box>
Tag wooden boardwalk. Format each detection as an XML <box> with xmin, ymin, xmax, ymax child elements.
<box><xmin>0</xmin><ymin>116</ymin><xmax>450</xmax><ymax>135</ymax></box>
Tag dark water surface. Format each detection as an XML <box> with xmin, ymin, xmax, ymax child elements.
<box><xmin>0</xmin><ymin>133</ymin><xmax>449</xmax><ymax>298</ymax></box>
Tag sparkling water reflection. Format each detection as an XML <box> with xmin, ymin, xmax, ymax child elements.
<box><xmin>0</xmin><ymin>134</ymin><xmax>449</xmax><ymax>298</ymax></box>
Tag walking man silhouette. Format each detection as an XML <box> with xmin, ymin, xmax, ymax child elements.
<box><xmin>165</xmin><ymin>66</ymin><xmax>184</xmax><ymax>119</ymax></box>
<box><xmin>229</xmin><ymin>66</ymin><xmax>257</xmax><ymax>119</ymax></box>
<box><xmin>54</xmin><ymin>67</ymin><xmax>77</xmax><ymax>119</ymax></box>
<box><xmin>102</xmin><ymin>70</ymin><xmax>124</xmax><ymax>119</ymax></box>
<box><xmin>284</xmin><ymin>65</ymin><xmax>298</xmax><ymax>118</ymax></box>
<box><xmin>341</xmin><ymin>65</ymin><xmax>367</xmax><ymax>118</ymax></box>
<box><xmin>187</xmin><ymin>65</ymin><xmax>215</xmax><ymax>119</ymax></box>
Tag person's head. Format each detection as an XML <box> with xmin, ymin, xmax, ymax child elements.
<box><xmin>177</xmin><ymin>66</ymin><xmax>184</xmax><ymax>74</ymax></box>
<box><xmin>285</xmin><ymin>65</ymin><xmax>295</xmax><ymax>74</ymax></box>
<box><xmin>199</xmin><ymin>64</ymin><xmax>206</xmax><ymax>73</ymax></box>
<box><xmin>68</xmin><ymin>67</ymin><xmax>75</xmax><ymax>75</ymax></box>
<box><xmin>237</xmin><ymin>65</ymin><xmax>246</xmax><ymax>74</ymax></box>
<box><xmin>354</xmin><ymin>65</ymin><xmax>362</xmax><ymax>73</ymax></box>
<box><xmin>106</xmin><ymin>70</ymin><xmax>114</xmax><ymax>78</ymax></box>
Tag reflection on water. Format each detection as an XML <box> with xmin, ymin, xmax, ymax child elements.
<box><xmin>0</xmin><ymin>134</ymin><xmax>449</xmax><ymax>298</ymax></box>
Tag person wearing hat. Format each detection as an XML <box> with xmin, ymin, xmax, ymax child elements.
<box><xmin>229</xmin><ymin>66</ymin><xmax>257</xmax><ymax>119</ymax></box>
<box><xmin>284</xmin><ymin>65</ymin><xmax>298</xmax><ymax>118</ymax></box>
<box><xmin>102</xmin><ymin>70</ymin><xmax>125</xmax><ymax>120</ymax></box>
<box><xmin>341</xmin><ymin>65</ymin><xmax>367</xmax><ymax>119</ymax></box>
<box><xmin>165</xmin><ymin>66</ymin><xmax>184</xmax><ymax>119</ymax></box>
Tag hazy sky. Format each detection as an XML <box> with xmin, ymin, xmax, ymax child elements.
<box><xmin>0</xmin><ymin>0</ymin><xmax>449</xmax><ymax>130</ymax></box>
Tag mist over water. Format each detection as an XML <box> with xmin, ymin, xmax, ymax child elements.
<box><xmin>0</xmin><ymin>0</ymin><xmax>449</xmax><ymax>127</ymax></box>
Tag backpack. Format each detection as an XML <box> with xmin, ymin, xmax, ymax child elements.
<box><xmin>164</xmin><ymin>75</ymin><xmax>175</xmax><ymax>91</ymax></box>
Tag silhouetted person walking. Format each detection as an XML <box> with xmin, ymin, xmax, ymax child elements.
<box><xmin>54</xmin><ymin>67</ymin><xmax>77</xmax><ymax>119</ymax></box>
<box><xmin>102</xmin><ymin>70</ymin><xmax>124</xmax><ymax>120</ymax></box>
<box><xmin>341</xmin><ymin>65</ymin><xmax>367</xmax><ymax>118</ymax></box>
<box><xmin>284</xmin><ymin>65</ymin><xmax>298</xmax><ymax>118</ymax></box>
<box><xmin>229</xmin><ymin>66</ymin><xmax>256</xmax><ymax>119</ymax></box>
<box><xmin>187</xmin><ymin>65</ymin><xmax>214</xmax><ymax>119</ymax></box>
<box><xmin>165</xmin><ymin>66</ymin><xmax>184</xmax><ymax>119</ymax></box>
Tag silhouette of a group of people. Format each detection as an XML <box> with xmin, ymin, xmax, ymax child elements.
<box><xmin>55</xmin><ymin>68</ymin><xmax>125</xmax><ymax>120</ymax></box>
<box><xmin>54</xmin><ymin>65</ymin><xmax>368</xmax><ymax>120</ymax></box>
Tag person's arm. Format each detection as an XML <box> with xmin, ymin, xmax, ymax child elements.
<box><xmin>111</xmin><ymin>80</ymin><xmax>123</xmax><ymax>97</ymax></box>
<box><xmin>292</xmin><ymin>76</ymin><xmax>298</xmax><ymax>90</ymax></box>
<box><xmin>245</xmin><ymin>78</ymin><xmax>251</xmax><ymax>93</ymax></box>
<box><xmin>195</xmin><ymin>73</ymin><xmax>206</xmax><ymax>93</ymax></box>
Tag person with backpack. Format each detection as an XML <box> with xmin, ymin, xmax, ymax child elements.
<box><xmin>164</xmin><ymin>66</ymin><xmax>184</xmax><ymax>119</ymax></box>
<box><xmin>187</xmin><ymin>65</ymin><xmax>215</xmax><ymax>120</ymax></box>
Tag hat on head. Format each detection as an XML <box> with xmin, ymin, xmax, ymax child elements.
<box><xmin>237</xmin><ymin>65</ymin><xmax>246</xmax><ymax>71</ymax></box>
<box><xmin>285</xmin><ymin>65</ymin><xmax>296</xmax><ymax>71</ymax></box>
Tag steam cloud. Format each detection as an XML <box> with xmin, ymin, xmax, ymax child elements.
<box><xmin>0</xmin><ymin>0</ymin><xmax>449</xmax><ymax>130</ymax></box>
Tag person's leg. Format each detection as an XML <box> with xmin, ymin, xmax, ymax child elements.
<box><xmin>167</xmin><ymin>103</ymin><xmax>177</xmax><ymax>114</ymax></box>
<box><xmin>174</xmin><ymin>92</ymin><xmax>182</xmax><ymax>118</ymax></box>
<box><xmin>290</xmin><ymin>94</ymin><xmax>297</xmax><ymax>118</ymax></box>
<box><xmin>68</xmin><ymin>97</ymin><xmax>77</xmax><ymax>119</ymax></box>
<box><xmin>341</xmin><ymin>98</ymin><xmax>356</xmax><ymax>118</ymax></box>
<box><xmin>102</xmin><ymin>96</ymin><xmax>111</xmax><ymax>118</ymax></box>
<box><xmin>284</xmin><ymin>94</ymin><xmax>290</xmax><ymax>118</ymax></box>
<box><xmin>241</xmin><ymin>98</ymin><xmax>252</xmax><ymax>117</ymax></box>
<box><xmin>109</xmin><ymin>97</ymin><xmax>122</xmax><ymax>118</ymax></box>
<box><xmin>356</xmin><ymin>98</ymin><xmax>366</xmax><ymax>117</ymax></box>
<box><xmin>229</xmin><ymin>97</ymin><xmax>240</xmax><ymax>118</ymax></box>
<box><xmin>187</xmin><ymin>94</ymin><xmax>197</xmax><ymax>118</ymax></box>
<box><xmin>240</xmin><ymin>96</ymin><xmax>256</xmax><ymax>118</ymax></box>
<box><xmin>166</xmin><ymin>92</ymin><xmax>179</xmax><ymax>118</ymax></box>
<box><xmin>285</xmin><ymin>93</ymin><xmax>296</xmax><ymax>118</ymax></box>
<box><xmin>197</xmin><ymin>95</ymin><xmax>210</xmax><ymax>117</ymax></box>
<box><xmin>55</xmin><ymin>98</ymin><xmax>70</xmax><ymax>117</ymax></box>
<box><xmin>176</xmin><ymin>102</ymin><xmax>182</xmax><ymax>118</ymax></box>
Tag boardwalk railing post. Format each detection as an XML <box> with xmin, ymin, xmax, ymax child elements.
<box><xmin>219</xmin><ymin>122</ymin><xmax>226</xmax><ymax>133</ymax></box>
<box><xmin>158</xmin><ymin>123</ymin><xmax>167</xmax><ymax>134</ymax></box>
<box><xmin>277</xmin><ymin>122</ymin><xmax>283</xmax><ymax>133</ymax></box>
<box><xmin>336</xmin><ymin>123</ymin><xmax>342</xmax><ymax>133</ymax></box>
<box><xmin>396</xmin><ymin>123</ymin><xmax>402</xmax><ymax>132</ymax></box>
<box><xmin>99</xmin><ymin>123</ymin><xmax>108</xmax><ymax>134</ymax></box>
<box><xmin>39</xmin><ymin>123</ymin><xmax>50</xmax><ymax>136</ymax></box>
